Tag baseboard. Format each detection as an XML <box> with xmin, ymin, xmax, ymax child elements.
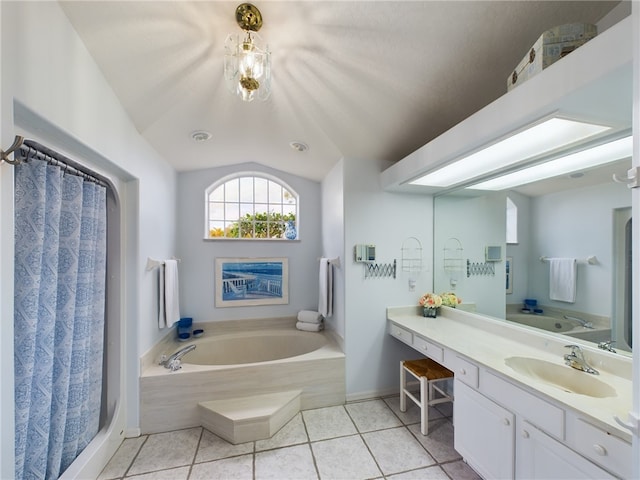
<box><xmin>125</xmin><ymin>427</ymin><xmax>141</xmax><ymax>438</ymax></box>
<box><xmin>346</xmin><ymin>386</ymin><xmax>399</xmax><ymax>403</ymax></box>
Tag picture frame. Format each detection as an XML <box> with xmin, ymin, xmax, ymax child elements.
<box><xmin>505</xmin><ymin>256</ymin><xmax>513</xmax><ymax>294</ymax></box>
<box><xmin>215</xmin><ymin>257</ymin><xmax>289</xmax><ymax>307</ymax></box>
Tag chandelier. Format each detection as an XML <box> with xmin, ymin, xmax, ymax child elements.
<box><xmin>224</xmin><ymin>3</ymin><xmax>272</xmax><ymax>102</ymax></box>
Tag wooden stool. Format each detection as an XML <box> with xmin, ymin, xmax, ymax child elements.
<box><xmin>400</xmin><ymin>358</ymin><xmax>454</xmax><ymax>435</ymax></box>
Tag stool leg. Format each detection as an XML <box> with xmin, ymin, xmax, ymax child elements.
<box><xmin>420</xmin><ymin>377</ymin><xmax>428</xmax><ymax>435</ymax></box>
<box><xmin>399</xmin><ymin>362</ymin><xmax>407</xmax><ymax>412</ymax></box>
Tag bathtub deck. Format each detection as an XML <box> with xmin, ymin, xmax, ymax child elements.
<box><xmin>199</xmin><ymin>390</ymin><xmax>301</xmax><ymax>444</ymax></box>
<box><xmin>140</xmin><ymin>328</ymin><xmax>345</xmax><ymax>434</ymax></box>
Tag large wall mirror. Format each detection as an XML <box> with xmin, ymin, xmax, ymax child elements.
<box><xmin>434</xmin><ymin>156</ymin><xmax>632</xmax><ymax>355</ymax></box>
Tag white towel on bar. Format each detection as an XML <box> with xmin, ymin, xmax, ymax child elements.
<box><xmin>296</xmin><ymin>321</ymin><xmax>324</xmax><ymax>332</ymax></box>
<box><xmin>549</xmin><ymin>258</ymin><xmax>577</xmax><ymax>303</ymax></box>
<box><xmin>158</xmin><ymin>259</ymin><xmax>180</xmax><ymax>328</ymax></box>
<box><xmin>298</xmin><ymin>310</ymin><xmax>324</xmax><ymax>324</ymax></box>
<box><xmin>318</xmin><ymin>258</ymin><xmax>333</xmax><ymax>318</ymax></box>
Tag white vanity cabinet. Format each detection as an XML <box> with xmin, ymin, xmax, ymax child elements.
<box><xmin>454</xmin><ymin>379</ymin><xmax>515</xmax><ymax>479</ymax></box>
<box><xmin>388</xmin><ymin>318</ymin><xmax>630</xmax><ymax>479</ymax></box>
<box><xmin>516</xmin><ymin>419</ymin><xmax>615</xmax><ymax>479</ymax></box>
<box><xmin>453</xmin><ymin>359</ymin><xmax>617</xmax><ymax>480</ymax></box>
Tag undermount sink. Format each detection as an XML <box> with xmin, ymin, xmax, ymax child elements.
<box><xmin>504</xmin><ymin>356</ymin><xmax>616</xmax><ymax>398</ymax></box>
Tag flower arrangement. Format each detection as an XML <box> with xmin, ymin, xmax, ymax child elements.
<box><xmin>418</xmin><ymin>293</ymin><xmax>442</xmax><ymax>309</ymax></box>
<box><xmin>440</xmin><ymin>292</ymin><xmax>461</xmax><ymax>308</ymax></box>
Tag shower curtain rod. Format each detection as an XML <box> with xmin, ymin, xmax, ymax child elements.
<box><xmin>0</xmin><ymin>134</ymin><xmax>24</xmax><ymax>165</ymax></box>
<box><xmin>2</xmin><ymin>135</ymin><xmax>108</xmax><ymax>188</ymax></box>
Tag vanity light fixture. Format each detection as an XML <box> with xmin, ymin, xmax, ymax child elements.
<box><xmin>466</xmin><ymin>135</ymin><xmax>632</xmax><ymax>191</ymax></box>
<box><xmin>409</xmin><ymin>117</ymin><xmax>611</xmax><ymax>187</ymax></box>
<box><xmin>224</xmin><ymin>3</ymin><xmax>271</xmax><ymax>102</ymax></box>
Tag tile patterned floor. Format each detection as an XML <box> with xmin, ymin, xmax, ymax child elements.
<box><xmin>98</xmin><ymin>395</ymin><xmax>481</xmax><ymax>480</ymax></box>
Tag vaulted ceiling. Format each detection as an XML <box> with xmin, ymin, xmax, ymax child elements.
<box><xmin>60</xmin><ymin>1</ymin><xmax>621</xmax><ymax>181</ymax></box>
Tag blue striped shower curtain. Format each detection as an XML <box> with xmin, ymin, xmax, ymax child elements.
<box><xmin>14</xmin><ymin>151</ymin><xmax>107</xmax><ymax>479</ymax></box>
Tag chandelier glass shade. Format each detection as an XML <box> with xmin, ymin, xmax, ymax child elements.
<box><xmin>224</xmin><ymin>4</ymin><xmax>271</xmax><ymax>102</ymax></box>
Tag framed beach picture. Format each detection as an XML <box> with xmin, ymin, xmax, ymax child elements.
<box><xmin>215</xmin><ymin>257</ymin><xmax>289</xmax><ymax>307</ymax></box>
<box><xmin>505</xmin><ymin>256</ymin><xmax>513</xmax><ymax>294</ymax></box>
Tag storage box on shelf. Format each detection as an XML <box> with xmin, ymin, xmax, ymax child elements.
<box><xmin>507</xmin><ymin>23</ymin><xmax>597</xmax><ymax>91</ymax></box>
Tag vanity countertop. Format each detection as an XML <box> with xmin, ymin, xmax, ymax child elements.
<box><xmin>387</xmin><ymin>305</ymin><xmax>633</xmax><ymax>442</ymax></box>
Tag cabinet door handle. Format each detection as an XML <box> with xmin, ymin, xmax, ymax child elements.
<box><xmin>503</xmin><ymin>418</ymin><xmax>511</xmax><ymax>426</ymax></box>
<box><xmin>459</xmin><ymin>368</ymin><xmax>466</xmax><ymax>375</ymax></box>
<box><xmin>521</xmin><ymin>430</ymin><xmax>530</xmax><ymax>438</ymax></box>
<box><xmin>593</xmin><ymin>444</ymin><xmax>607</xmax><ymax>456</ymax></box>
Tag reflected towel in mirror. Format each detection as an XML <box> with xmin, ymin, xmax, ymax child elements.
<box><xmin>549</xmin><ymin>257</ymin><xmax>577</xmax><ymax>303</ymax></box>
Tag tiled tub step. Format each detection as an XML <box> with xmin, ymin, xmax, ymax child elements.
<box><xmin>198</xmin><ymin>390</ymin><xmax>301</xmax><ymax>444</ymax></box>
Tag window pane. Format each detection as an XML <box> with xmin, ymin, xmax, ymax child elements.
<box><xmin>225</xmin><ymin>202</ymin><xmax>240</xmax><ymax>221</ymax></box>
<box><xmin>225</xmin><ymin>222</ymin><xmax>239</xmax><ymax>238</ymax></box>
<box><xmin>239</xmin><ymin>177</ymin><xmax>254</xmax><ymax>203</ymax></box>
<box><xmin>209</xmin><ymin>221</ymin><xmax>225</xmax><ymax>238</ymax></box>
<box><xmin>209</xmin><ymin>202</ymin><xmax>225</xmax><ymax>220</ymax></box>
<box><xmin>225</xmin><ymin>179</ymin><xmax>240</xmax><ymax>202</ymax></box>
<box><xmin>240</xmin><ymin>203</ymin><xmax>254</xmax><ymax>217</ymax></box>
<box><xmin>270</xmin><ymin>204</ymin><xmax>283</xmax><ymax>216</ymax></box>
<box><xmin>254</xmin><ymin>221</ymin><xmax>268</xmax><ymax>238</ymax></box>
<box><xmin>268</xmin><ymin>180</ymin><xmax>282</xmax><ymax>204</ymax></box>
<box><xmin>255</xmin><ymin>203</ymin><xmax>269</xmax><ymax>215</ymax></box>
<box><xmin>282</xmin><ymin>204</ymin><xmax>296</xmax><ymax>217</ymax></box>
<box><xmin>255</xmin><ymin>177</ymin><xmax>268</xmax><ymax>203</ymax></box>
<box><xmin>209</xmin><ymin>186</ymin><xmax>224</xmax><ymax>202</ymax></box>
<box><xmin>283</xmin><ymin>189</ymin><xmax>295</xmax><ymax>205</ymax></box>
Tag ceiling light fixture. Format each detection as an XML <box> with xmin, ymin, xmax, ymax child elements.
<box><xmin>466</xmin><ymin>135</ymin><xmax>632</xmax><ymax>191</ymax></box>
<box><xmin>409</xmin><ymin>117</ymin><xmax>611</xmax><ymax>188</ymax></box>
<box><xmin>289</xmin><ymin>141</ymin><xmax>309</xmax><ymax>152</ymax></box>
<box><xmin>191</xmin><ymin>130</ymin><xmax>212</xmax><ymax>142</ymax></box>
<box><xmin>224</xmin><ymin>3</ymin><xmax>271</xmax><ymax>102</ymax></box>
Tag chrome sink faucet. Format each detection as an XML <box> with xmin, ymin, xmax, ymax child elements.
<box><xmin>563</xmin><ymin>315</ymin><xmax>593</xmax><ymax>329</ymax></box>
<box><xmin>597</xmin><ymin>340</ymin><xmax>617</xmax><ymax>353</ymax></box>
<box><xmin>159</xmin><ymin>344</ymin><xmax>196</xmax><ymax>371</ymax></box>
<box><xmin>564</xmin><ymin>345</ymin><xmax>599</xmax><ymax>375</ymax></box>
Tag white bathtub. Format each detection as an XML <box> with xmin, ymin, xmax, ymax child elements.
<box><xmin>140</xmin><ymin>323</ymin><xmax>345</xmax><ymax>434</ymax></box>
<box><xmin>181</xmin><ymin>330</ymin><xmax>328</xmax><ymax>365</ymax></box>
<box><xmin>506</xmin><ymin>313</ymin><xmax>576</xmax><ymax>333</ymax></box>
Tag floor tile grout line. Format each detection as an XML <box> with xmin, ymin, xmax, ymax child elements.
<box><xmin>121</xmin><ymin>434</ymin><xmax>149</xmax><ymax>479</ymax></box>
<box><xmin>343</xmin><ymin>401</ymin><xmax>388</xmax><ymax>479</ymax></box>
<box><xmin>299</xmin><ymin>411</ymin><xmax>321</xmax><ymax>480</ymax></box>
<box><xmin>112</xmin><ymin>397</ymin><xmax>465</xmax><ymax>480</ymax></box>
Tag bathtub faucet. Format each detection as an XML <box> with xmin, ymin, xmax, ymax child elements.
<box><xmin>563</xmin><ymin>315</ymin><xmax>593</xmax><ymax>329</ymax></box>
<box><xmin>160</xmin><ymin>344</ymin><xmax>196</xmax><ymax>371</ymax></box>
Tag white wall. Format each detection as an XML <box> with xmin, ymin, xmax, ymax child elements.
<box><xmin>528</xmin><ymin>182</ymin><xmax>631</xmax><ymax>316</ymax></box>
<box><xmin>176</xmin><ymin>163</ymin><xmax>322</xmax><ymax>322</ymax></box>
<box><xmin>321</xmin><ymin>159</ymin><xmax>345</xmax><ymax>342</ymax></box>
<box><xmin>434</xmin><ymin>192</ymin><xmax>507</xmax><ymax>318</ymax></box>
<box><xmin>0</xmin><ymin>2</ymin><xmax>178</xmax><ymax>474</ymax></box>
<box><xmin>343</xmin><ymin>157</ymin><xmax>433</xmax><ymax>399</ymax></box>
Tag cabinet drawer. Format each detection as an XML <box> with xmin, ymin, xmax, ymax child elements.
<box><xmin>571</xmin><ymin>418</ymin><xmax>631</xmax><ymax>479</ymax></box>
<box><xmin>413</xmin><ymin>335</ymin><xmax>444</xmax><ymax>363</ymax></box>
<box><xmin>482</xmin><ymin>371</ymin><xmax>564</xmax><ymax>440</ymax></box>
<box><xmin>389</xmin><ymin>323</ymin><xmax>413</xmax><ymax>346</ymax></box>
<box><xmin>453</xmin><ymin>355</ymin><xmax>479</xmax><ymax>388</ymax></box>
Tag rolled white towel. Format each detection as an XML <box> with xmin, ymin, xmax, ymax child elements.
<box><xmin>297</xmin><ymin>310</ymin><xmax>324</xmax><ymax>324</ymax></box>
<box><xmin>296</xmin><ymin>321</ymin><xmax>324</xmax><ymax>332</ymax></box>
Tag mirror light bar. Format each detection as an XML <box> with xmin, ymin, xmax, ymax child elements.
<box><xmin>409</xmin><ymin>118</ymin><xmax>611</xmax><ymax>187</ymax></box>
<box><xmin>466</xmin><ymin>136</ymin><xmax>633</xmax><ymax>191</ymax></box>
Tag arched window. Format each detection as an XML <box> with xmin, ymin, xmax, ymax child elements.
<box><xmin>205</xmin><ymin>172</ymin><xmax>299</xmax><ymax>239</ymax></box>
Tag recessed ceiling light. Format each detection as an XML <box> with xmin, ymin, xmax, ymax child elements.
<box><xmin>191</xmin><ymin>131</ymin><xmax>212</xmax><ymax>142</ymax></box>
<box><xmin>290</xmin><ymin>141</ymin><xmax>309</xmax><ymax>152</ymax></box>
